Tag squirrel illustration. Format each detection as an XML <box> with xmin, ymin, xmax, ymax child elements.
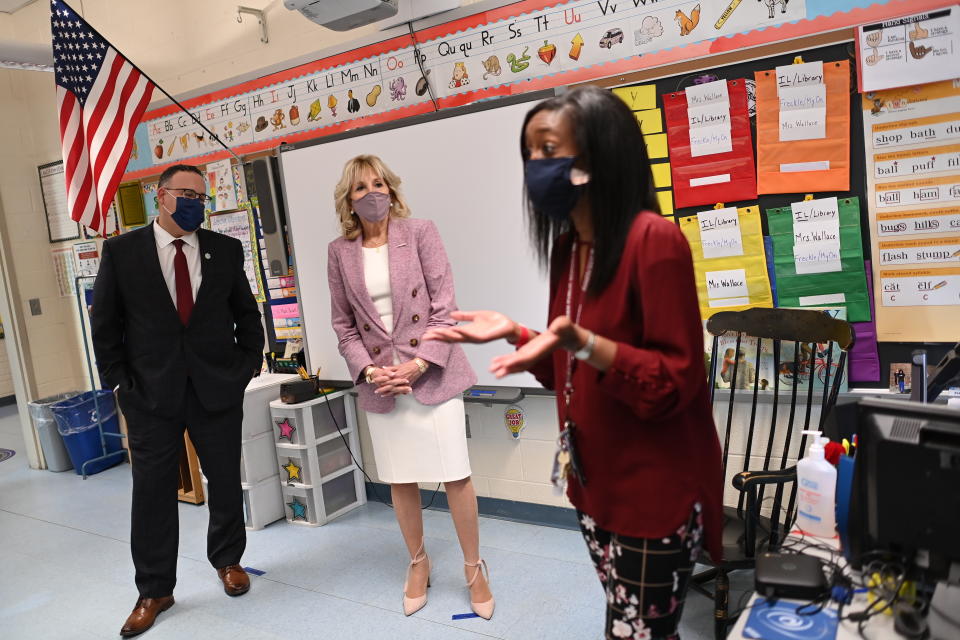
<box><xmin>675</xmin><ymin>4</ymin><xmax>700</xmax><ymax>37</ymax></box>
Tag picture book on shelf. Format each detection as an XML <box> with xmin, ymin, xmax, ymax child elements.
<box><xmin>705</xmin><ymin>308</ymin><xmax>848</xmax><ymax>393</ymax></box>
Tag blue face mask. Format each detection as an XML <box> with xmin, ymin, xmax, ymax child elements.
<box><xmin>168</xmin><ymin>196</ymin><xmax>205</xmax><ymax>232</ymax></box>
<box><xmin>524</xmin><ymin>156</ymin><xmax>585</xmax><ymax>222</ymax></box>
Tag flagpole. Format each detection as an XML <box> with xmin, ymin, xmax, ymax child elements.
<box><xmin>142</xmin><ymin>83</ymin><xmax>244</xmax><ymax>164</ymax></box>
<box><xmin>61</xmin><ymin>0</ymin><xmax>243</xmax><ymax>165</ymax></box>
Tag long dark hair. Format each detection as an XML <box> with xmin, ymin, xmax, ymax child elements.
<box><xmin>520</xmin><ymin>86</ymin><xmax>658</xmax><ymax>295</ymax></box>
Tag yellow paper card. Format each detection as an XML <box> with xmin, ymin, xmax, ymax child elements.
<box><xmin>644</xmin><ymin>133</ymin><xmax>668</xmax><ymax>159</ymax></box>
<box><xmin>679</xmin><ymin>205</ymin><xmax>774</xmax><ymax>318</ymax></box>
<box><xmin>635</xmin><ymin>108</ymin><xmax>664</xmax><ymax>135</ymax></box>
<box><xmin>613</xmin><ymin>84</ymin><xmax>656</xmax><ymax>111</ymax></box>
<box><xmin>656</xmin><ymin>190</ymin><xmax>674</xmax><ymax>216</ymax></box>
<box><xmin>651</xmin><ymin>162</ymin><xmax>672</xmax><ymax>188</ymax></box>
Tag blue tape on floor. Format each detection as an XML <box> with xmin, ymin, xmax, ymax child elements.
<box><xmin>452</xmin><ymin>613</ymin><xmax>480</xmax><ymax>620</ymax></box>
<box><xmin>0</xmin><ymin>449</ymin><xmax>14</xmax><ymax>463</ymax></box>
<box><xmin>243</xmin><ymin>567</ymin><xmax>265</xmax><ymax>576</ymax></box>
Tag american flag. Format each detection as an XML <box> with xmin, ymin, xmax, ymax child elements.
<box><xmin>51</xmin><ymin>0</ymin><xmax>153</xmax><ymax>236</ymax></box>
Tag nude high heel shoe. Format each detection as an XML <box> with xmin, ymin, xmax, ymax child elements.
<box><xmin>402</xmin><ymin>541</ymin><xmax>431</xmax><ymax>616</ymax></box>
<box><xmin>464</xmin><ymin>559</ymin><xmax>495</xmax><ymax>620</ymax></box>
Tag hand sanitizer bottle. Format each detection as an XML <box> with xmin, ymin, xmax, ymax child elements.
<box><xmin>796</xmin><ymin>430</ymin><xmax>837</xmax><ymax>537</ymax></box>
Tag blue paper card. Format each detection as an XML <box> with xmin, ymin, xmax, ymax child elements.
<box><xmin>743</xmin><ymin>598</ymin><xmax>838</xmax><ymax>640</ymax></box>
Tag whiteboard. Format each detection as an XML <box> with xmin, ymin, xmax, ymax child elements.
<box><xmin>280</xmin><ymin>97</ymin><xmax>550</xmax><ymax>386</ymax></box>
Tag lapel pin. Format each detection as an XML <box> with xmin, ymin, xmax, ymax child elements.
<box><xmin>204</xmin><ymin>253</ymin><xmax>211</xmax><ymax>259</ymax></box>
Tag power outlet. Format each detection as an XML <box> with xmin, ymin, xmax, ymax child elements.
<box><xmin>29</xmin><ymin>298</ymin><xmax>41</xmax><ymax>316</ymax></box>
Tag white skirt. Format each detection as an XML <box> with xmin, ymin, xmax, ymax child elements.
<box><xmin>366</xmin><ymin>394</ymin><xmax>471</xmax><ymax>484</ymax></box>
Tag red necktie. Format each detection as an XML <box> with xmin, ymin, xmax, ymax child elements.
<box><xmin>172</xmin><ymin>239</ymin><xmax>194</xmax><ymax>325</ymax></box>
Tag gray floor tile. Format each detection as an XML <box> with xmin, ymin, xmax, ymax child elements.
<box><xmin>0</xmin><ymin>407</ymin><xmax>723</xmax><ymax>640</ymax></box>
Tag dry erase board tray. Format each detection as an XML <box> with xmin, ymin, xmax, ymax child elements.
<box><xmin>463</xmin><ymin>388</ymin><xmax>524</xmax><ymax>405</ymax></box>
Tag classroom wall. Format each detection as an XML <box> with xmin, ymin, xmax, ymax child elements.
<box><xmin>0</xmin><ymin>335</ymin><xmax>14</xmax><ymax>399</ymax></box>
<box><xmin>0</xmin><ymin>66</ymin><xmax>88</xmax><ymax>402</ymax></box>
<box><xmin>0</xmin><ymin>1</ymin><xmax>844</xmax><ymax>509</ymax></box>
<box><xmin>0</xmin><ymin>0</ymin><xmax>486</xmax><ymax>464</ymax></box>
<box><xmin>357</xmin><ymin>395</ymin><xmax>576</xmax><ymax>509</ymax></box>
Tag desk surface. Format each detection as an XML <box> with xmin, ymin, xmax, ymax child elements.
<box><xmin>729</xmin><ymin>593</ymin><xmax>900</xmax><ymax>639</ymax></box>
<box><xmin>246</xmin><ymin>373</ymin><xmax>299</xmax><ymax>392</ymax></box>
<box><xmin>727</xmin><ymin>533</ymin><xmax>903</xmax><ymax>640</ymax></box>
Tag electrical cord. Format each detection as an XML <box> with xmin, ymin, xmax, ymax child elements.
<box><xmin>741</xmin><ymin>501</ymin><xmax>923</xmax><ymax>636</ymax></box>
<box><xmin>317</xmin><ymin>384</ymin><xmax>441</xmax><ymax>511</ymax></box>
<box><xmin>727</xmin><ymin>593</ymin><xmax>772</xmax><ymax>621</ymax></box>
<box><xmin>406</xmin><ymin>22</ymin><xmax>439</xmax><ymax>112</ymax></box>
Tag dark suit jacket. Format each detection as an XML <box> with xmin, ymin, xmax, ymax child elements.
<box><xmin>91</xmin><ymin>223</ymin><xmax>264</xmax><ymax>418</ymax></box>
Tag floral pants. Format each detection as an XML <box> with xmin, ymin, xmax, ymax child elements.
<box><xmin>578</xmin><ymin>504</ymin><xmax>704</xmax><ymax>640</ymax></box>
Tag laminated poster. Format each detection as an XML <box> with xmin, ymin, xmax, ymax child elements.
<box><xmin>861</xmin><ymin>79</ymin><xmax>960</xmax><ymax>341</ymax></box>
<box><xmin>857</xmin><ymin>7</ymin><xmax>960</xmax><ymax>92</ymax></box>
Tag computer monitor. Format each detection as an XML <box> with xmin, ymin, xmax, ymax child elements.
<box><xmin>927</xmin><ymin>342</ymin><xmax>960</xmax><ymax>403</ymax></box>
<box><xmin>846</xmin><ymin>397</ymin><xmax>960</xmax><ymax>584</ymax></box>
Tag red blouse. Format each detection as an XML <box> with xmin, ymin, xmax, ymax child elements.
<box><xmin>530</xmin><ymin>211</ymin><xmax>723</xmax><ymax>560</ymax></box>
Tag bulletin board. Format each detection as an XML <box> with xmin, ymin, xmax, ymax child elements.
<box><xmin>603</xmin><ymin>41</ymin><xmax>953</xmax><ymax>388</ymax></box>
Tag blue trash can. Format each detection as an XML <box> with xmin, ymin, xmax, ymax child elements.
<box><xmin>51</xmin><ymin>390</ymin><xmax>124</xmax><ymax>476</ymax></box>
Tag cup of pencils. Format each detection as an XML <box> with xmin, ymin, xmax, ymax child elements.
<box><xmin>297</xmin><ymin>366</ymin><xmax>320</xmax><ymax>391</ymax></box>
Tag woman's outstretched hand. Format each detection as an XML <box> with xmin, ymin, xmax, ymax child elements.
<box><xmin>488</xmin><ymin>315</ymin><xmax>580</xmax><ymax>378</ymax></box>
<box><xmin>422</xmin><ymin>310</ymin><xmax>517</xmax><ymax>344</ymax></box>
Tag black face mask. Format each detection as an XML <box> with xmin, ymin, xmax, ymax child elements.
<box><xmin>524</xmin><ymin>156</ymin><xmax>585</xmax><ymax>221</ymax></box>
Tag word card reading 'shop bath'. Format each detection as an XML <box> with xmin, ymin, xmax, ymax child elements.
<box><xmin>765</xmin><ymin>197</ymin><xmax>871</xmax><ymax>321</ymax></box>
<box><xmin>755</xmin><ymin>60</ymin><xmax>851</xmax><ymax>194</ymax></box>
<box><xmin>860</xmin><ymin>79</ymin><xmax>960</xmax><ymax>341</ymax></box>
<box><xmin>679</xmin><ymin>205</ymin><xmax>773</xmax><ymax>319</ymax></box>
<box><xmin>663</xmin><ymin>79</ymin><xmax>757</xmax><ymax>209</ymax></box>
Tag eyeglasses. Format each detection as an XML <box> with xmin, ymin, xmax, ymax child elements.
<box><xmin>164</xmin><ymin>187</ymin><xmax>211</xmax><ymax>204</ymax></box>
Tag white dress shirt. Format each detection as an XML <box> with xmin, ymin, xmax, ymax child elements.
<box><xmin>153</xmin><ymin>221</ymin><xmax>202</xmax><ymax>309</ymax></box>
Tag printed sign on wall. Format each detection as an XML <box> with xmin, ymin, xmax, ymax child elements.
<box><xmin>132</xmin><ymin>0</ymin><xmax>810</xmax><ymax>173</ymax></box>
<box><xmin>862</xmin><ymin>79</ymin><xmax>960</xmax><ymax>340</ymax></box>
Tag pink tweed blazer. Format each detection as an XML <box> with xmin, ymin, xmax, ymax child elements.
<box><xmin>327</xmin><ymin>217</ymin><xmax>476</xmax><ymax>413</ymax></box>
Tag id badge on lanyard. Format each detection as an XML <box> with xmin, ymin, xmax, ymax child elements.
<box><xmin>551</xmin><ymin>238</ymin><xmax>592</xmax><ymax>494</ymax></box>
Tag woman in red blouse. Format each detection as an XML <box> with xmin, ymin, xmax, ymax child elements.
<box><xmin>425</xmin><ymin>86</ymin><xmax>723</xmax><ymax>640</ymax></box>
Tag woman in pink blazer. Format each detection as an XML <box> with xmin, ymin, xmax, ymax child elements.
<box><xmin>327</xmin><ymin>155</ymin><xmax>494</xmax><ymax>619</ymax></box>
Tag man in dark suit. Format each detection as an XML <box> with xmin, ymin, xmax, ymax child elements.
<box><xmin>92</xmin><ymin>164</ymin><xmax>264</xmax><ymax>637</ymax></box>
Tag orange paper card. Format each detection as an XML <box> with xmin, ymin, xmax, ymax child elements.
<box><xmin>755</xmin><ymin>60</ymin><xmax>851</xmax><ymax>194</ymax></box>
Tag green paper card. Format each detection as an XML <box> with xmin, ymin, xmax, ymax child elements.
<box><xmin>765</xmin><ymin>197</ymin><xmax>871</xmax><ymax>322</ymax></box>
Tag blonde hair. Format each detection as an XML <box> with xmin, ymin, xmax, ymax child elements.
<box><xmin>334</xmin><ymin>154</ymin><xmax>411</xmax><ymax>239</ymax></box>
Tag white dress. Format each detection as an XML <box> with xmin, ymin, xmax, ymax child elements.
<box><xmin>361</xmin><ymin>245</ymin><xmax>471</xmax><ymax>484</ymax></box>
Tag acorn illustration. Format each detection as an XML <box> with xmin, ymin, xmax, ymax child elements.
<box><xmin>290</xmin><ymin>105</ymin><xmax>300</xmax><ymax>126</ymax></box>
